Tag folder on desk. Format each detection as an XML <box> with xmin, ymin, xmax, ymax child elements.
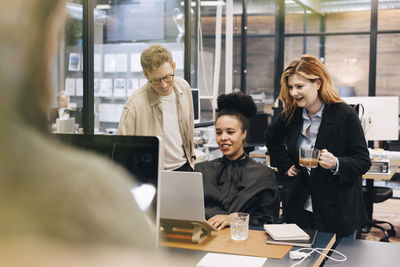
<box><xmin>266</xmin><ymin>229</ymin><xmax>318</xmax><ymax>247</ymax></box>
<box><xmin>264</xmin><ymin>224</ymin><xmax>309</xmax><ymax>240</ymax></box>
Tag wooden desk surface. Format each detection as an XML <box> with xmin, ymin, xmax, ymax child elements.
<box><xmin>164</xmin><ymin>230</ymin><xmax>336</xmax><ymax>267</ymax></box>
<box><xmin>162</xmin><ymin>228</ymin><xmax>291</xmax><ymax>259</ymax></box>
<box><xmin>363</xmin><ymin>166</ymin><xmax>398</xmax><ymax>180</ymax></box>
<box><xmin>390</xmin><ymin>159</ymin><xmax>400</xmax><ymax>166</ymax></box>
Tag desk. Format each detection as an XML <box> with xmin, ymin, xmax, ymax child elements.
<box><xmin>363</xmin><ymin>166</ymin><xmax>397</xmax><ymax>180</ymax></box>
<box><xmin>324</xmin><ymin>238</ymin><xmax>400</xmax><ymax>266</ymax></box>
<box><xmin>249</xmin><ymin>149</ymin><xmax>269</xmax><ymax>160</ymax></box>
<box><xmin>249</xmin><ymin>150</ymin><xmax>278</xmax><ymax>172</ymax></box>
<box><xmin>163</xmin><ymin>228</ymin><xmax>290</xmax><ymax>259</ymax></box>
<box><xmin>163</xmin><ymin>228</ymin><xmax>336</xmax><ymax>266</ymax></box>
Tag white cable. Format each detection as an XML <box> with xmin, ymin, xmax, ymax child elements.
<box><xmin>289</xmin><ymin>247</ymin><xmax>347</xmax><ymax>267</ymax></box>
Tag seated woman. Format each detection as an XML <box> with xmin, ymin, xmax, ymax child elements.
<box><xmin>195</xmin><ymin>93</ymin><xmax>278</xmax><ymax>230</ymax></box>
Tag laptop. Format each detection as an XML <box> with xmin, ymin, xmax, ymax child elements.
<box><xmin>158</xmin><ymin>171</ymin><xmax>217</xmax><ymax>232</ymax></box>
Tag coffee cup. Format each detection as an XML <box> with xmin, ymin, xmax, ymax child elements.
<box><xmin>299</xmin><ymin>147</ymin><xmax>320</xmax><ymax>168</ymax></box>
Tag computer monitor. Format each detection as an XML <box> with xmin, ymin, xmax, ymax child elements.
<box><xmin>54</xmin><ymin>133</ymin><xmax>161</xmax><ymax>214</ymax></box>
<box><xmin>53</xmin><ymin>134</ymin><xmax>162</xmax><ymax>243</ymax></box>
<box><xmin>342</xmin><ymin>96</ymin><xmax>399</xmax><ymax>141</ymax></box>
<box><xmin>53</xmin><ymin>134</ymin><xmax>161</xmax><ymax>185</ymax></box>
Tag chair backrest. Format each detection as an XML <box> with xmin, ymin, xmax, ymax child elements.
<box><xmin>247</xmin><ymin>113</ymin><xmax>269</xmax><ymax>146</ymax></box>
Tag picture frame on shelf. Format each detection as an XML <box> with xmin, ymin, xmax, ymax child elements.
<box><xmin>68</xmin><ymin>53</ymin><xmax>81</xmax><ymax>72</ymax></box>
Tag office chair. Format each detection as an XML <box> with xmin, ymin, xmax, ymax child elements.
<box><xmin>246</xmin><ymin>113</ymin><xmax>269</xmax><ymax>147</ymax></box>
<box><xmin>362</xmin><ymin>186</ymin><xmax>396</xmax><ymax>242</ymax></box>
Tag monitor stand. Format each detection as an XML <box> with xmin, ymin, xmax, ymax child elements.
<box><xmin>160</xmin><ymin>219</ymin><xmax>212</xmax><ymax>244</ymax></box>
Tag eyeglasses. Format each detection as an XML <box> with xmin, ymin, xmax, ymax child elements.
<box><xmin>148</xmin><ymin>74</ymin><xmax>174</xmax><ymax>85</ymax></box>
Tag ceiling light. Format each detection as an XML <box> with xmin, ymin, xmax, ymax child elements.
<box><xmin>180</xmin><ymin>1</ymin><xmax>226</xmax><ymax>7</ymax></box>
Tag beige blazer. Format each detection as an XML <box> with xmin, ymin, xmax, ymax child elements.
<box><xmin>117</xmin><ymin>77</ymin><xmax>195</xmax><ymax>168</ymax></box>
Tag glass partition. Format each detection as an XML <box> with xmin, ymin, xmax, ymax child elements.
<box><xmin>378</xmin><ymin>0</ymin><xmax>400</xmax><ymax>31</ymax></box>
<box><xmin>325</xmin><ymin>35</ymin><xmax>370</xmax><ymax>97</ymax></box>
<box><xmin>284</xmin><ymin>36</ymin><xmax>321</xmax><ymax>65</ymax></box>
<box><xmin>194</xmin><ymin>0</ymin><xmax>277</xmax><ymax>119</ymax></box>
<box><xmin>322</xmin><ymin>0</ymin><xmax>371</xmax><ymax>33</ymax></box>
<box><xmin>284</xmin><ymin>0</ymin><xmax>373</xmax><ymax>97</ymax></box>
<box><xmin>286</xmin><ymin>0</ymin><xmax>321</xmax><ymax>34</ymax></box>
<box><xmin>52</xmin><ymin>0</ymin><xmax>400</xmax><ymax>133</ymax></box>
<box><xmin>92</xmin><ymin>0</ymin><xmax>184</xmax><ymax>133</ymax></box>
<box><xmin>246</xmin><ymin>0</ymin><xmax>276</xmax><ymax>113</ymax></box>
<box><xmin>50</xmin><ymin>0</ymin><xmax>84</xmax><ymax>134</ymax></box>
<box><xmin>377</xmin><ymin>1</ymin><xmax>400</xmax><ymax>99</ymax></box>
<box><xmin>195</xmin><ymin>1</ymin><xmax>230</xmax><ymax>122</ymax></box>
<box><xmin>376</xmin><ymin>33</ymin><xmax>400</xmax><ymax>96</ymax></box>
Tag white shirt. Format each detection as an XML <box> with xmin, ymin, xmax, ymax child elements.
<box><xmin>160</xmin><ymin>92</ymin><xmax>187</xmax><ymax>170</ymax></box>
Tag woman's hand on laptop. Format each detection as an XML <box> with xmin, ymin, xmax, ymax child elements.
<box><xmin>207</xmin><ymin>214</ymin><xmax>230</xmax><ymax>230</ymax></box>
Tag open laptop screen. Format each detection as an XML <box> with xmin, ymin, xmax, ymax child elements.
<box><xmin>159</xmin><ymin>171</ymin><xmax>205</xmax><ymax>222</ymax></box>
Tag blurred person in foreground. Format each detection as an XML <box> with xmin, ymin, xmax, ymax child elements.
<box><xmin>0</xmin><ymin>0</ymin><xmax>155</xmax><ymax>250</ymax></box>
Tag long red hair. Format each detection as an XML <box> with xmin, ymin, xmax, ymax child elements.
<box><xmin>279</xmin><ymin>54</ymin><xmax>343</xmax><ymax>123</ymax></box>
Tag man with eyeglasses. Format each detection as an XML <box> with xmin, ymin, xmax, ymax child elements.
<box><xmin>118</xmin><ymin>45</ymin><xmax>195</xmax><ymax>171</ymax></box>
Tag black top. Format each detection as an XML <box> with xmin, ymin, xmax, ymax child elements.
<box><xmin>195</xmin><ymin>153</ymin><xmax>278</xmax><ymax>226</ymax></box>
<box><xmin>266</xmin><ymin>102</ymin><xmax>371</xmax><ymax>237</ymax></box>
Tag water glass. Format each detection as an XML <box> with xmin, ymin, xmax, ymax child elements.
<box><xmin>229</xmin><ymin>212</ymin><xmax>249</xmax><ymax>241</ymax></box>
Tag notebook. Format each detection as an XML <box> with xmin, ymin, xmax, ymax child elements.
<box><xmin>263</xmin><ymin>224</ymin><xmax>309</xmax><ymax>240</ymax></box>
<box><xmin>158</xmin><ymin>171</ymin><xmax>217</xmax><ymax>231</ymax></box>
<box><xmin>266</xmin><ymin>229</ymin><xmax>318</xmax><ymax>247</ymax></box>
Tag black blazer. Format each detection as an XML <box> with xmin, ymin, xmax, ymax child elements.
<box><xmin>266</xmin><ymin>102</ymin><xmax>371</xmax><ymax>237</ymax></box>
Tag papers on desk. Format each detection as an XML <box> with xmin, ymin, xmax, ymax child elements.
<box><xmin>197</xmin><ymin>253</ymin><xmax>267</xmax><ymax>267</ymax></box>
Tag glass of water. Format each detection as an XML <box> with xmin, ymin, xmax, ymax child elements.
<box><xmin>229</xmin><ymin>212</ymin><xmax>249</xmax><ymax>241</ymax></box>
